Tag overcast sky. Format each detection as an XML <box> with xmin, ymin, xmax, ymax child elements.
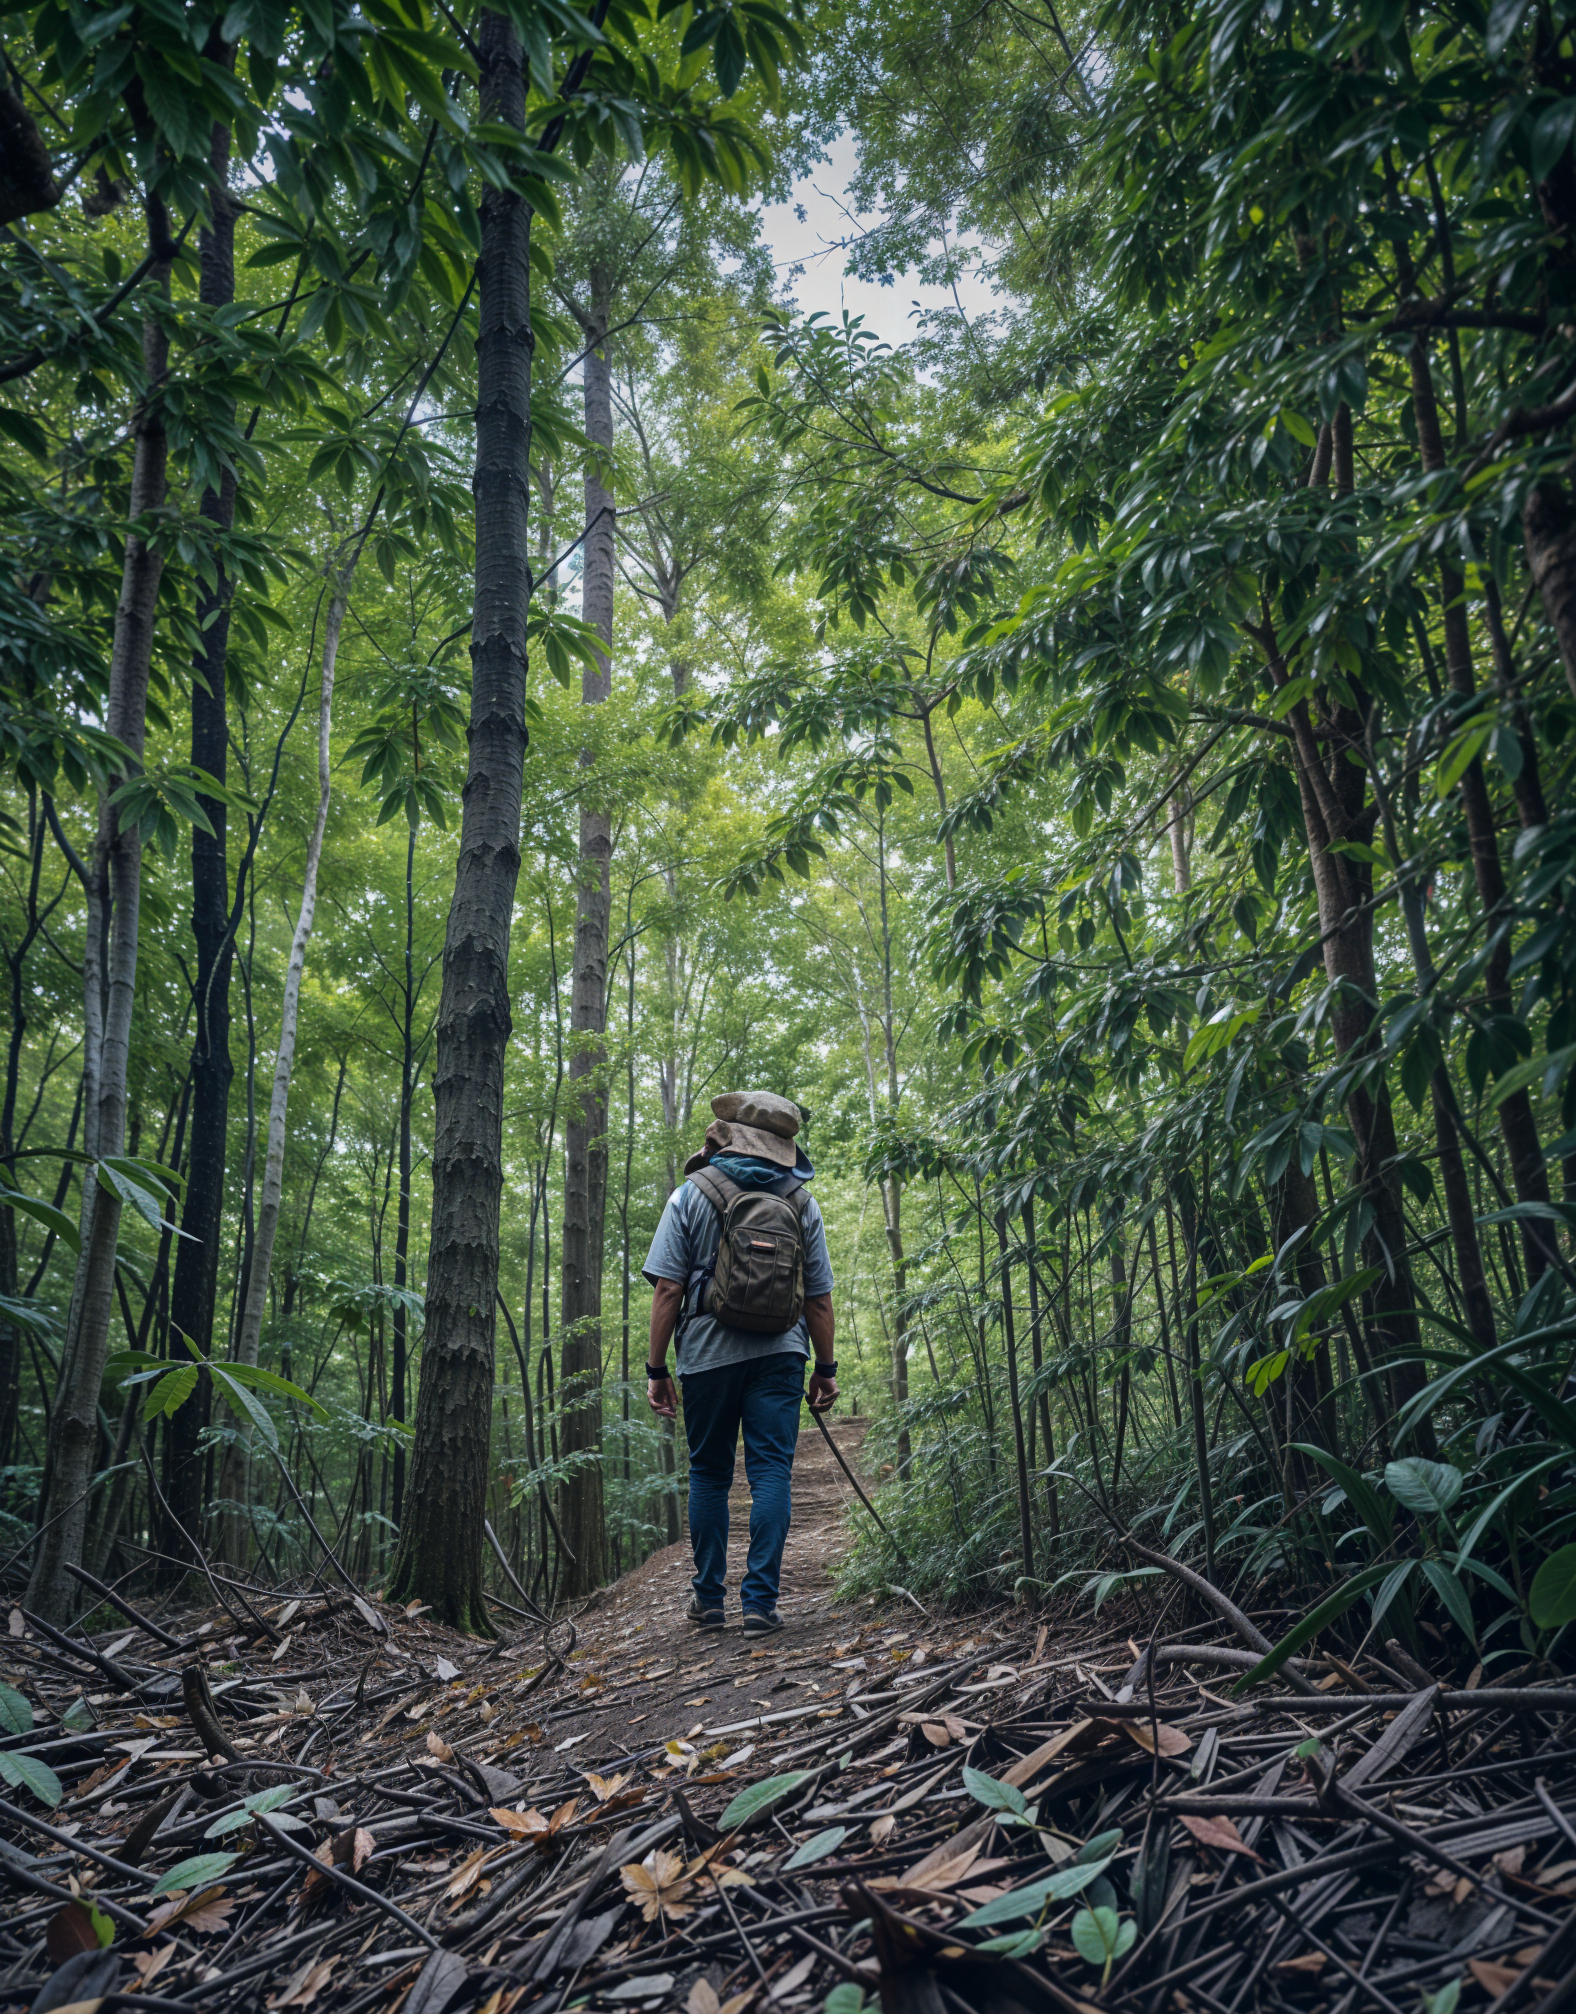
<box><xmin>754</xmin><ymin>132</ymin><xmax>997</xmax><ymax>349</ymax></box>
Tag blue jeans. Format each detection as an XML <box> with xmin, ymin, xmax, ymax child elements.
<box><xmin>681</xmin><ymin>1354</ymin><xmax>804</xmax><ymax>1614</ymax></box>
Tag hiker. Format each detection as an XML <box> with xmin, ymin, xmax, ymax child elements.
<box><xmin>642</xmin><ymin>1090</ymin><xmax>837</xmax><ymax>1635</ymax></box>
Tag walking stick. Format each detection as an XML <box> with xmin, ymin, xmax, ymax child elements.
<box><xmin>807</xmin><ymin>1401</ymin><xmax>913</xmax><ymax>1572</ymax></box>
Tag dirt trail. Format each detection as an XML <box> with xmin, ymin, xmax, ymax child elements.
<box><xmin>529</xmin><ymin>1416</ymin><xmax>882</xmax><ymax>1762</ymax></box>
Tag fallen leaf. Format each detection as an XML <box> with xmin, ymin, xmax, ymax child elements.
<box><xmin>1179</xmin><ymin>1813</ymin><xmax>1262</xmax><ymax>1860</ymax></box>
<box><xmin>1496</xmin><ymin>1846</ymin><xmax>1528</xmax><ymax>1877</ymax></box>
<box><xmin>1470</xmin><ymin>1962</ymin><xmax>1522</xmax><ymax>1998</ymax></box>
<box><xmin>426</xmin><ymin>1731</ymin><xmax>455</xmax><ymax>1764</ymax></box>
<box><xmin>146</xmin><ymin>1887</ymin><xmax>235</xmax><ymax>1936</ymax></box>
<box><xmin>132</xmin><ymin>1944</ymin><xmax>179</xmax><ymax>1986</ymax></box>
<box><xmin>445</xmin><ymin>1845</ymin><xmax>500</xmax><ymax>1904</ymax></box>
<box><xmin>7</xmin><ymin>1606</ymin><xmax>22</xmax><ymax>1637</ymax></box>
<box><xmin>46</xmin><ymin>1899</ymin><xmax>109</xmax><ymax>1963</ymax></box>
<box><xmin>586</xmin><ymin>1771</ymin><xmax>631</xmax><ymax>1802</ymax></box>
<box><xmin>687</xmin><ymin>1985</ymin><xmax>721</xmax><ymax>2014</ymax></box>
<box><xmin>920</xmin><ymin>1722</ymin><xmax>953</xmax><ymax>1746</ymax></box>
<box><xmin>869</xmin><ymin>1814</ymin><xmax>896</xmax><ymax>1845</ymax></box>
<box><xmin>269</xmin><ymin>1955</ymin><xmax>338</xmax><ymax>2008</ymax></box>
<box><xmin>1121</xmin><ymin>1717</ymin><xmax>1193</xmax><ymax>1757</ymax></box>
<box><xmin>620</xmin><ymin>1848</ymin><xmax>695</xmax><ymax>1923</ymax></box>
<box><xmin>331</xmin><ymin>1827</ymin><xmax>375</xmax><ymax>1874</ymax></box>
<box><xmin>1277</xmin><ymin>1954</ymin><xmax>1328</xmax><ymax>1975</ymax></box>
<box><xmin>433</xmin><ymin>1657</ymin><xmax>459</xmax><ymax>1682</ymax></box>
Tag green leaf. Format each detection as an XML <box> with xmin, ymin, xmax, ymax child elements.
<box><xmin>719</xmin><ymin>1770</ymin><xmax>810</xmax><ymax>1831</ymax></box>
<box><xmin>150</xmin><ymin>1851</ymin><xmax>241</xmax><ymax>1896</ymax></box>
<box><xmin>1384</xmin><ymin>1459</ymin><xmax>1463</xmax><ymax>1518</ymax></box>
<box><xmin>1292</xmin><ymin>1444</ymin><xmax>1392</xmax><ymax>1545</ymax></box>
<box><xmin>962</xmin><ymin>1764</ymin><xmax>1028</xmax><ymax>1816</ymax></box>
<box><xmin>211</xmin><ymin>1363</ymin><xmax>279</xmax><ymax>1452</ymax></box>
<box><xmin>0</xmin><ymin>1749</ymin><xmax>63</xmax><ymax>1807</ymax></box>
<box><xmin>783</xmin><ymin>1826</ymin><xmax>847</xmax><ymax>1869</ymax></box>
<box><xmin>204</xmin><ymin>1785</ymin><xmax>300</xmax><ymax>1839</ymax></box>
<box><xmin>61</xmin><ymin>1694</ymin><xmax>96</xmax><ymax>1732</ymax></box>
<box><xmin>1531</xmin><ymin>1545</ymin><xmax>1576</xmax><ymax>1629</ymax></box>
<box><xmin>1230</xmin><ymin>1563</ymin><xmax>1395</xmax><ymax>1692</ymax></box>
<box><xmin>1071</xmin><ymin>1903</ymin><xmax>1134</xmax><ymax>1971</ymax></box>
<box><xmin>1419</xmin><ymin>1559</ymin><xmax>1478</xmax><ymax>1649</ymax></box>
<box><xmin>0</xmin><ymin>1682</ymin><xmax>33</xmax><ymax>1736</ymax></box>
<box><xmin>957</xmin><ymin>1855</ymin><xmax>1111</xmax><ymax>1928</ymax></box>
<box><xmin>823</xmin><ymin>1986</ymin><xmax>868</xmax><ymax>2014</ymax></box>
<box><xmin>977</xmin><ymin>1927</ymin><xmax>1046</xmax><ymax>1956</ymax></box>
<box><xmin>0</xmin><ymin>1186</ymin><xmax>81</xmax><ymax>1254</ymax></box>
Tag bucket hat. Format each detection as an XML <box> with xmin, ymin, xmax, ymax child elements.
<box><xmin>685</xmin><ymin>1089</ymin><xmax>802</xmax><ymax>1171</ymax></box>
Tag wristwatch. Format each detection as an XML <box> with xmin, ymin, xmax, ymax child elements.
<box><xmin>811</xmin><ymin>1360</ymin><xmax>837</xmax><ymax>1377</ymax></box>
<box><xmin>646</xmin><ymin>1363</ymin><xmax>672</xmax><ymax>1380</ymax></box>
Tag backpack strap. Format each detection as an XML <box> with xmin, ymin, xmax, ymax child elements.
<box><xmin>785</xmin><ymin>1185</ymin><xmax>811</xmax><ymax>1224</ymax></box>
<box><xmin>687</xmin><ymin>1165</ymin><xmax>741</xmax><ymax>1219</ymax></box>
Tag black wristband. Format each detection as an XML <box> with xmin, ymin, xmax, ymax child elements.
<box><xmin>646</xmin><ymin>1363</ymin><xmax>672</xmax><ymax>1381</ymax></box>
<box><xmin>812</xmin><ymin>1360</ymin><xmax>837</xmax><ymax>1378</ymax></box>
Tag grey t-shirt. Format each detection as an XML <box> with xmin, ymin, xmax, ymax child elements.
<box><xmin>642</xmin><ymin>1170</ymin><xmax>834</xmax><ymax>1376</ymax></box>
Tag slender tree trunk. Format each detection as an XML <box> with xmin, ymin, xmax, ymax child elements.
<box><xmin>1021</xmin><ymin>1199</ymin><xmax>1059</xmax><ymax>1533</ymax></box>
<box><xmin>996</xmin><ymin>1211</ymin><xmax>1034</xmax><ymax>1582</ymax></box>
<box><xmin>387</xmin><ymin>12</ymin><xmax>531</xmax><ymax>1633</ymax></box>
<box><xmin>1171</xmin><ymin>1182</ymin><xmax>1215</xmax><ymax>1579</ymax></box>
<box><xmin>1524</xmin><ymin>477</ymin><xmax>1576</xmax><ymax>706</ymax></box>
<box><xmin>1408</xmin><ymin>342</ymin><xmax>1552</xmax><ymax>1283</ymax></box>
<box><xmin>27</xmin><ymin>193</ymin><xmax>174</xmax><ymax>1623</ymax></box>
<box><xmin>392</xmin><ymin>818</ymin><xmax>415</xmax><ymax>1527</ymax></box>
<box><xmin>220</xmin><ymin>573</ymin><xmax>346</xmax><ymax>1563</ymax></box>
<box><xmin>559</xmin><ymin>256</ymin><xmax>614</xmax><ymax>1594</ymax></box>
<box><xmin>165</xmin><ymin>106</ymin><xmax>237</xmax><ymax>1565</ymax></box>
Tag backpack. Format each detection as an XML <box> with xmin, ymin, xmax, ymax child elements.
<box><xmin>686</xmin><ymin>1166</ymin><xmax>810</xmax><ymax>1335</ymax></box>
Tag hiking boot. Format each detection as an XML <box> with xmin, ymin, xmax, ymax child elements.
<box><xmin>741</xmin><ymin>1608</ymin><xmax>785</xmax><ymax>1636</ymax></box>
<box><xmin>686</xmin><ymin>1596</ymin><xmax>725</xmax><ymax>1628</ymax></box>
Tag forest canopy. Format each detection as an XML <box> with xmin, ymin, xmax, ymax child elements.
<box><xmin>3</xmin><ymin>0</ymin><xmax>1576</xmax><ymax>1691</ymax></box>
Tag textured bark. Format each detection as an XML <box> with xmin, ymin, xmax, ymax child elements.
<box><xmin>391</xmin><ymin>820</ymin><xmax>416</xmax><ymax>1528</ymax></box>
<box><xmin>1524</xmin><ymin>478</ymin><xmax>1576</xmax><ymax>708</ymax></box>
<box><xmin>221</xmin><ymin>575</ymin><xmax>345</xmax><ymax>1562</ymax></box>
<box><xmin>0</xmin><ymin>48</ymin><xmax>58</xmax><ymax>224</ymax></box>
<box><xmin>387</xmin><ymin>10</ymin><xmax>532</xmax><ymax>1633</ymax></box>
<box><xmin>559</xmin><ymin>259</ymin><xmax>614</xmax><ymax>1594</ymax></box>
<box><xmin>1</xmin><ymin>797</ymin><xmax>48</xmax><ymax>1464</ymax></box>
<box><xmin>1409</xmin><ymin>344</ymin><xmax>1552</xmax><ymax>1282</ymax></box>
<box><xmin>27</xmin><ymin>199</ymin><xmax>173</xmax><ymax>1622</ymax></box>
<box><xmin>166</xmin><ymin>112</ymin><xmax>237</xmax><ymax>1563</ymax></box>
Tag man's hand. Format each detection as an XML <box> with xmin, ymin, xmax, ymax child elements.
<box><xmin>647</xmin><ymin>1371</ymin><xmax>677</xmax><ymax>1419</ymax></box>
<box><xmin>807</xmin><ymin>1367</ymin><xmax>838</xmax><ymax>1413</ymax></box>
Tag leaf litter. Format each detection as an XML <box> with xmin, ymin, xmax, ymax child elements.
<box><xmin>3</xmin><ymin>1421</ymin><xmax>1576</xmax><ymax>2013</ymax></box>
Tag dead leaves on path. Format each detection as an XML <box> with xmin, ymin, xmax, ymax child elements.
<box><xmin>619</xmin><ymin>1838</ymin><xmax>755</xmax><ymax>1925</ymax></box>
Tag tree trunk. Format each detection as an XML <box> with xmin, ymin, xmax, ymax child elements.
<box><xmin>559</xmin><ymin>257</ymin><xmax>614</xmax><ymax>1595</ymax></box>
<box><xmin>387</xmin><ymin>10</ymin><xmax>531</xmax><ymax>1633</ymax></box>
<box><xmin>1408</xmin><ymin>343</ymin><xmax>1552</xmax><ymax>1283</ymax></box>
<box><xmin>27</xmin><ymin>194</ymin><xmax>174</xmax><ymax>1623</ymax></box>
<box><xmin>220</xmin><ymin>572</ymin><xmax>346</xmax><ymax>1563</ymax></box>
<box><xmin>1524</xmin><ymin>477</ymin><xmax>1576</xmax><ymax>707</ymax></box>
<box><xmin>996</xmin><ymin>1210</ymin><xmax>1034</xmax><ymax>1582</ymax></box>
<box><xmin>165</xmin><ymin>108</ymin><xmax>237</xmax><ymax>1566</ymax></box>
<box><xmin>392</xmin><ymin>818</ymin><xmax>415</xmax><ymax>1527</ymax></box>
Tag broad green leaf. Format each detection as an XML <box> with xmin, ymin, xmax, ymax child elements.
<box><xmin>782</xmin><ymin>1826</ymin><xmax>847</xmax><ymax>1869</ymax></box>
<box><xmin>0</xmin><ymin>1186</ymin><xmax>81</xmax><ymax>1254</ymax></box>
<box><xmin>1384</xmin><ymin>1459</ymin><xmax>1463</xmax><ymax>1518</ymax></box>
<box><xmin>0</xmin><ymin>1682</ymin><xmax>33</xmax><ymax>1736</ymax></box>
<box><xmin>211</xmin><ymin>1363</ymin><xmax>279</xmax><ymax>1452</ymax></box>
<box><xmin>0</xmin><ymin>1749</ymin><xmax>63</xmax><ymax>1807</ymax></box>
<box><xmin>1531</xmin><ymin>1545</ymin><xmax>1576</xmax><ymax>1629</ymax></box>
<box><xmin>719</xmin><ymin>1770</ymin><xmax>810</xmax><ymax>1831</ymax></box>
<box><xmin>1071</xmin><ymin>1903</ymin><xmax>1134</xmax><ymax>1970</ymax></box>
<box><xmin>1419</xmin><ymin>1560</ymin><xmax>1478</xmax><ymax>1648</ymax></box>
<box><xmin>962</xmin><ymin>1764</ymin><xmax>1027</xmax><ymax>1816</ymax></box>
<box><xmin>150</xmin><ymin>1851</ymin><xmax>241</xmax><ymax>1896</ymax></box>
<box><xmin>957</xmin><ymin>1854</ymin><xmax>1110</xmax><ymax>1928</ymax></box>
<box><xmin>823</xmin><ymin>1986</ymin><xmax>868</xmax><ymax>2014</ymax></box>
<box><xmin>977</xmin><ymin>1927</ymin><xmax>1046</xmax><ymax>1956</ymax></box>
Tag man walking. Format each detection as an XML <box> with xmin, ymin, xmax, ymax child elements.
<box><xmin>643</xmin><ymin>1091</ymin><xmax>837</xmax><ymax>1634</ymax></box>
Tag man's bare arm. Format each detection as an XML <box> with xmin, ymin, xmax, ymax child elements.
<box><xmin>646</xmin><ymin>1279</ymin><xmax>684</xmax><ymax>1417</ymax></box>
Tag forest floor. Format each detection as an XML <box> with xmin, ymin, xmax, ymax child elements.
<box><xmin>7</xmin><ymin>1424</ymin><xmax>1576</xmax><ymax>2014</ymax></box>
